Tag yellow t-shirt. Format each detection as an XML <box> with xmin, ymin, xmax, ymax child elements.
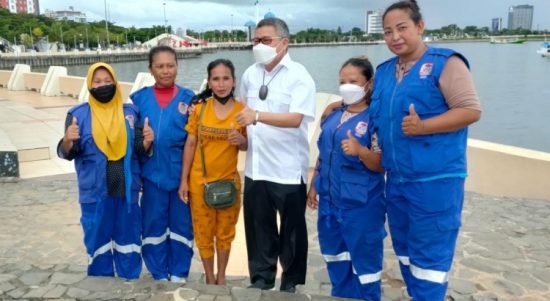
<box><xmin>185</xmin><ymin>99</ymin><xmax>246</xmax><ymax>192</ymax></box>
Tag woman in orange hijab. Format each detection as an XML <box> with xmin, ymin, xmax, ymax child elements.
<box><xmin>57</xmin><ymin>62</ymin><xmax>153</xmax><ymax>279</ymax></box>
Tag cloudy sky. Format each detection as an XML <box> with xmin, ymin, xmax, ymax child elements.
<box><xmin>41</xmin><ymin>0</ymin><xmax>550</xmax><ymax>32</ymax></box>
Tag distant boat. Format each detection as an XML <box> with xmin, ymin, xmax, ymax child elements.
<box><xmin>489</xmin><ymin>36</ymin><xmax>525</xmax><ymax>44</ymax></box>
<box><xmin>536</xmin><ymin>42</ymin><xmax>550</xmax><ymax>57</ymax></box>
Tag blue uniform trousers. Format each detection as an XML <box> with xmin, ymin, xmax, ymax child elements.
<box><xmin>80</xmin><ymin>197</ymin><xmax>142</xmax><ymax>279</ymax></box>
<box><xmin>318</xmin><ymin>194</ymin><xmax>386</xmax><ymax>301</ymax></box>
<box><xmin>141</xmin><ymin>179</ymin><xmax>194</xmax><ymax>280</ymax></box>
<box><xmin>386</xmin><ymin>177</ymin><xmax>464</xmax><ymax>301</ymax></box>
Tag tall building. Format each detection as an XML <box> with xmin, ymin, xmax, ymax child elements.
<box><xmin>366</xmin><ymin>10</ymin><xmax>383</xmax><ymax>35</ymax></box>
<box><xmin>508</xmin><ymin>4</ymin><xmax>534</xmax><ymax>30</ymax></box>
<box><xmin>44</xmin><ymin>7</ymin><xmax>86</xmax><ymax>23</ymax></box>
<box><xmin>0</xmin><ymin>0</ymin><xmax>40</xmax><ymax>15</ymax></box>
<box><xmin>492</xmin><ymin>18</ymin><xmax>503</xmax><ymax>32</ymax></box>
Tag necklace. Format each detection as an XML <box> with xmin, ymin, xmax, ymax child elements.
<box><xmin>259</xmin><ymin>67</ymin><xmax>284</xmax><ymax>100</ymax></box>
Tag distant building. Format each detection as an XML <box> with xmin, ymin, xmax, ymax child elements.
<box><xmin>508</xmin><ymin>4</ymin><xmax>534</xmax><ymax>30</ymax></box>
<box><xmin>366</xmin><ymin>10</ymin><xmax>383</xmax><ymax>35</ymax></box>
<box><xmin>0</xmin><ymin>0</ymin><xmax>40</xmax><ymax>15</ymax></box>
<box><xmin>143</xmin><ymin>33</ymin><xmax>206</xmax><ymax>49</ymax></box>
<box><xmin>492</xmin><ymin>17</ymin><xmax>503</xmax><ymax>32</ymax></box>
<box><xmin>43</xmin><ymin>7</ymin><xmax>86</xmax><ymax>23</ymax></box>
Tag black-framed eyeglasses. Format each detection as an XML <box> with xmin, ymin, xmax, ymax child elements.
<box><xmin>252</xmin><ymin>36</ymin><xmax>282</xmax><ymax>45</ymax></box>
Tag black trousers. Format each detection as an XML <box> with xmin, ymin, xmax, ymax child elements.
<box><xmin>243</xmin><ymin>177</ymin><xmax>308</xmax><ymax>290</ymax></box>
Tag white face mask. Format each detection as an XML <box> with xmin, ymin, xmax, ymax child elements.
<box><xmin>253</xmin><ymin>43</ymin><xmax>278</xmax><ymax>65</ymax></box>
<box><xmin>339</xmin><ymin>83</ymin><xmax>367</xmax><ymax>105</ymax></box>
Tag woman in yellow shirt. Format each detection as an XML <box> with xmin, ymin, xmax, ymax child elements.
<box><xmin>179</xmin><ymin>59</ymin><xmax>247</xmax><ymax>285</ymax></box>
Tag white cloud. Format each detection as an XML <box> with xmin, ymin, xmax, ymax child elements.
<box><xmin>39</xmin><ymin>0</ymin><xmax>550</xmax><ymax>31</ymax></box>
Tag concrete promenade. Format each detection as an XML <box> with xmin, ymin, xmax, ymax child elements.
<box><xmin>0</xmin><ymin>87</ymin><xmax>549</xmax><ymax>300</ymax></box>
<box><xmin>0</xmin><ymin>174</ymin><xmax>549</xmax><ymax>301</ymax></box>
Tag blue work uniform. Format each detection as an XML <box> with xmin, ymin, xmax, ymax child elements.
<box><xmin>131</xmin><ymin>85</ymin><xmax>194</xmax><ymax>281</ymax></box>
<box><xmin>370</xmin><ymin>47</ymin><xmax>469</xmax><ymax>301</ymax></box>
<box><xmin>60</xmin><ymin>103</ymin><xmax>142</xmax><ymax>279</ymax></box>
<box><xmin>313</xmin><ymin>106</ymin><xmax>386</xmax><ymax>301</ymax></box>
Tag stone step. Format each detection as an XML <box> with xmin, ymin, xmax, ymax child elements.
<box><xmin>17</xmin><ymin>146</ymin><xmax>50</xmax><ymax>162</ymax></box>
<box><xmin>0</xmin><ymin>128</ymin><xmax>19</xmax><ymax>180</ymax></box>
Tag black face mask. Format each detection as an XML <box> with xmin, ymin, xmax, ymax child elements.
<box><xmin>213</xmin><ymin>90</ymin><xmax>233</xmax><ymax>105</ymax></box>
<box><xmin>90</xmin><ymin>84</ymin><xmax>116</xmax><ymax>103</ymax></box>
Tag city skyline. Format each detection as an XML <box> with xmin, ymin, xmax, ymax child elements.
<box><xmin>36</xmin><ymin>1</ymin><xmax>550</xmax><ymax>32</ymax></box>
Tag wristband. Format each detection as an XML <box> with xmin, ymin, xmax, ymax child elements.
<box><xmin>253</xmin><ymin>110</ymin><xmax>259</xmax><ymax>125</ymax></box>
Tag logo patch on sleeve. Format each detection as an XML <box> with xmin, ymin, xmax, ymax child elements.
<box><xmin>125</xmin><ymin>115</ymin><xmax>135</xmax><ymax>129</ymax></box>
<box><xmin>178</xmin><ymin>102</ymin><xmax>189</xmax><ymax>115</ymax></box>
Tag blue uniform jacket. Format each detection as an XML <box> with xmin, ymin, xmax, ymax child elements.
<box><xmin>370</xmin><ymin>47</ymin><xmax>469</xmax><ymax>182</ymax></box>
<box><xmin>69</xmin><ymin>103</ymin><xmax>141</xmax><ymax>204</ymax></box>
<box><xmin>130</xmin><ymin>85</ymin><xmax>194</xmax><ymax>191</ymax></box>
<box><xmin>313</xmin><ymin>106</ymin><xmax>384</xmax><ymax>209</ymax></box>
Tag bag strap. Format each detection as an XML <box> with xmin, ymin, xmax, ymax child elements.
<box><xmin>197</xmin><ymin>99</ymin><xmax>237</xmax><ymax>184</ymax></box>
<box><xmin>197</xmin><ymin>101</ymin><xmax>208</xmax><ymax>182</ymax></box>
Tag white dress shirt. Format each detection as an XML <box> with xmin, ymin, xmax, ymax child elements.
<box><xmin>239</xmin><ymin>53</ymin><xmax>316</xmax><ymax>184</ymax></box>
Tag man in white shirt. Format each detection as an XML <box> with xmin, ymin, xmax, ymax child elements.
<box><xmin>235</xmin><ymin>17</ymin><xmax>316</xmax><ymax>293</ymax></box>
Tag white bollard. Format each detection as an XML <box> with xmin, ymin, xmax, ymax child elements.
<box><xmin>77</xmin><ymin>81</ymin><xmax>89</xmax><ymax>103</ymax></box>
<box><xmin>40</xmin><ymin>66</ymin><xmax>68</xmax><ymax>96</ymax></box>
<box><xmin>7</xmin><ymin>64</ymin><xmax>31</xmax><ymax>91</ymax></box>
<box><xmin>127</xmin><ymin>72</ymin><xmax>155</xmax><ymax>103</ymax></box>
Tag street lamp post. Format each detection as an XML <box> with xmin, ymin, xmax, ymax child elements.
<box><xmin>163</xmin><ymin>2</ymin><xmax>167</xmax><ymax>34</ymax></box>
<box><xmin>85</xmin><ymin>25</ymin><xmax>89</xmax><ymax>49</ymax></box>
<box><xmin>104</xmin><ymin>0</ymin><xmax>110</xmax><ymax>48</ymax></box>
<box><xmin>29</xmin><ymin>27</ymin><xmax>34</xmax><ymax>50</ymax></box>
<box><xmin>231</xmin><ymin>14</ymin><xmax>234</xmax><ymax>41</ymax></box>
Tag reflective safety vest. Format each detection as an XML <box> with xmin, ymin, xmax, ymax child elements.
<box><xmin>131</xmin><ymin>85</ymin><xmax>194</xmax><ymax>190</ymax></box>
<box><xmin>314</xmin><ymin>106</ymin><xmax>384</xmax><ymax>209</ymax></box>
<box><xmin>370</xmin><ymin>47</ymin><xmax>470</xmax><ymax>182</ymax></box>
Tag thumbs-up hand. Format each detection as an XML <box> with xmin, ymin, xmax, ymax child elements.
<box><xmin>143</xmin><ymin>117</ymin><xmax>154</xmax><ymax>150</ymax></box>
<box><xmin>235</xmin><ymin>106</ymin><xmax>256</xmax><ymax>127</ymax></box>
<box><xmin>64</xmin><ymin>116</ymin><xmax>80</xmax><ymax>142</ymax></box>
<box><xmin>341</xmin><ymin>130</ymin><xmax>362</xmax><ymax>156</ymax></box>
<box><xmin>402</xmin><ymin>103</ymin><xmax>424</xmax><ymax>136</ymax></box>
<box><xmin>228</xmin><ymin>122</ymin><xmax>246</xmax><ymax>146</ymax></box>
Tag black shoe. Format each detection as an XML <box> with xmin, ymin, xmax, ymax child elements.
<box><xmin>280</xmin><ymin>285</ymin><xmax>296</xmax><ymax>293</ymax></box>
<box><xmin>248</xmin><ymin>279</ymin><xmax>275</xmax><ymax>290</ymax></box>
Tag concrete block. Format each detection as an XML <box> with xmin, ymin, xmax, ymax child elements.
<box><xmin>58</xmin><ymin>75</ymin><xmax>85</xmax><ymax>99</ymax></box>
<box><xmin>40</xmin><ymin>66</ymin><xmax>68</xmax><ymax>96</ymax></box>
<box><xmin>7</xmin><ymin>64</ymin><xmax>31</xmax><ymax>91</ymax></box>
<box><xmin>0</xmin><ymin>70</ymin><xmax>13</xmax><ymax>87</ymax></box>
<box><xmin>17</xmin><ymin>147</ymin><xmax>50</xmax><ymax>162</ymax></box>
<box><xmin>78</xmin><ymin>81</ymin><xmax>89</xmax><ymax>103</ymax></box>
<box><xmin>0</xmin><ymin>129</ymin><xmax>19</xmax><ymax>180</ymax></box>
<box><xmin>24</xmin><ymin>72</ymin><xmax>47</xmax><ymax>92</ymax></box>
<box><xmin>128</xmin><ymin>72</ymin><xmax>155</xmax><ymax>102</ymax></box>
<box><xmin>308</xmin><ymin>93</ymin><xmax>341</xmax><ymax>168</ymax></box>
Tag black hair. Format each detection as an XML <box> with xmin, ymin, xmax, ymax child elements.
<box><xmin>382</xmin><ymin>0</ymin><xmax>423</xmax><ymax>24</ymax></box>
<box><xmin>193</xmin><ymin>59</ymin><xmax>236</xmax><ymax>104</ymax></box>
<box><xmin>148</xmin><ymin>45</ymin><xmax>177</xmax><ymax>69</ymax></box>
<box><xmin>340</xmin><ymin>56</ymin><xmax>374</xmax><ymax>104</ymax></box>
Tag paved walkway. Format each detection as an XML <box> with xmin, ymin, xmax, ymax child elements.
<box><xmin>1</xmin><ymin>175</ymin><xmax>549</xmax><ymax>300</ymax></box>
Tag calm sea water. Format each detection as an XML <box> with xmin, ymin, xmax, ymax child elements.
<box><xmin>63</xmin><ymin>42</ymin><xmax>550</xmax><ymax>152</ymax></box>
